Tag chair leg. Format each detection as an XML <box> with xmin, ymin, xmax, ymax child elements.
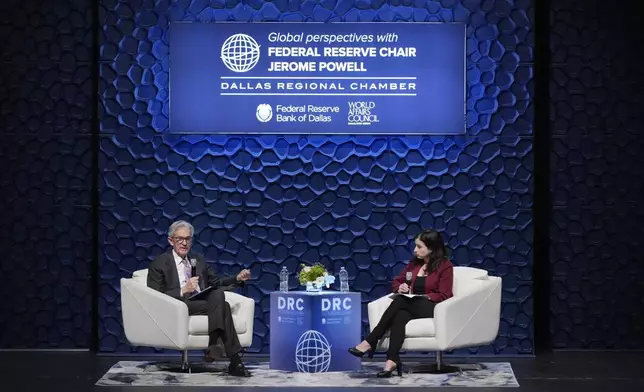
<box><xmin>409</xmin><ymin>351</ymin><xmax>462</xmax><ymax>374</ymax></box>
<box><xmin>428</xmin><ymin>351</ymin><xmax>461</xmax><ymax>374</ymax></box>
<box><xmin>181</xmin><ymin>350</ymin><xmax>190</xmax><ymax>373</ymax></box>
<box><xmin>158</xmin><ymin>350</ymin><xmax>203</xmax><ymax>373</ymax></box>
<box><xmin>176</xmin><ymin>349</ymin><xmax>218</xmax><ymax>374</ymax></box>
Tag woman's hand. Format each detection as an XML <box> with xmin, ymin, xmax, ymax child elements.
<box><xmin>398</xmin><ymin>283</ymin><xmax>410</xmax><ymax>293</ymax></box>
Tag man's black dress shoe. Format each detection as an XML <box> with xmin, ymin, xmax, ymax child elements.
<box><xmin>228</xmin><ymin>362</ymin><xmax>252</xmax><ymax>377</ymax></box>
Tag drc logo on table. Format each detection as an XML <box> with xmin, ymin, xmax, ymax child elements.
<box><xmin>321</xmin><ymin>297</ymin><xmax>352</xmax><ymax>312</ymax></box>
<box><xmin>220</xmin><ymin>34</ymin><xmax>260</xmax><ymax>73</ymax></box>
<box><xmin>277</xmin><ymin>296</ymin><xmax>305</xmax><ymax>311</ymax></box>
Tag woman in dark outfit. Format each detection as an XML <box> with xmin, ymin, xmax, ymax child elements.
<box><xmin>348</xmin><ymin>229</ymin><xmax>454</xmax><ymax>377</ymax></box>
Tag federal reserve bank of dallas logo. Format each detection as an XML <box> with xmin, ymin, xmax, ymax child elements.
<box><xmin>256</xmin><ymin>103</ymin><xmax>273</xmax><ymax>122</ymax></box>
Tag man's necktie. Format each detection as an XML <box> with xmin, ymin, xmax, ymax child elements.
<box><xmin>184</xmin><ymin>259</ymin><xmax>198</xmax><ymax>293</ymax></box>
<box><xmin>184</xmin><ymin>259</ymin><xmax>191</xmax><ymax>282</ymax></box>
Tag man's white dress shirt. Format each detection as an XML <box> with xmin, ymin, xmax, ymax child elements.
<box><xmin>172</xmin><ymin>250</ymin><xmax>200</xmax><ymax>291</ymax></box>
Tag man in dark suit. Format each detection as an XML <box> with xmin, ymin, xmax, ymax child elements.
<box><xmin>147</xmin><ymin>220</ymin><xmax>252</xmax><ymax>377</ymax></box>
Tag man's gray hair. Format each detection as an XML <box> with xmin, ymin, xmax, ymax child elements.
<box><xmin>168</xmin><ymin>220</ymin><xmax>194</xmax><ymax>237</ymax></box>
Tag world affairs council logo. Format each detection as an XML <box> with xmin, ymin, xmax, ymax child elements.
<box><xmin>220</xmin><ymin>34</ymin><xmax>260</xmax><ymax>73</ymax></box>
<box><xmin>294</xmin><ymin>330</ymin><xmax>332</xmax><ymax>373</ymax></box>
<box><xmin>256</xmin><ymin>104</ymin><xmax>272</xmax><ymax>122</ymax></box>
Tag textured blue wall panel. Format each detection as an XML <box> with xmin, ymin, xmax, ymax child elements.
<box><xmin>0</xmin><ymin>0</ymin><xmax>93</xmax><ymax>348</ymax></box>
<box><xmin>98</xmin><ymin>0</ymin><xmax>534</xmax><ymax>354</ymax></box>
<box><xmin>2</xmin><ymin>0</ymin><xmax>641</xmax><ymax>353</ymax></box>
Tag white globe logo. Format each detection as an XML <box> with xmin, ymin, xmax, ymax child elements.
<box><xmin>294</xmin><ymin>330</ymin><xmax>332</xmax><ymax>373</ymax></box>
<box><xmin>220</xmin><ymin>34</ymin><xmax>260</xmax><ymax>73</ymax></box>
<box><xmin>256</xmin><ymin>104</ymin><xmax>272</xmax><ymax>122</ymax></box>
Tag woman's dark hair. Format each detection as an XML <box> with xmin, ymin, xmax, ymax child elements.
<box><xmin>412</xmin><ymin>229</ymin><xmax>447</xmax><ymax>272</ymax></box>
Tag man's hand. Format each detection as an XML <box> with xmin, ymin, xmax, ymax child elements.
<box><xmin>181</xmin><ymin>277</ymin><xmax>199</xmax><ymax>295</ymax></box>
<box><xmin>236</xmin><ymin>269</ymin><xmax>251</xmax><ymax>282</ymax></box>
<box><xmin>398</xmin><ymin>283</ymin><xmax>410</xmax><ymax>294</ymax></box>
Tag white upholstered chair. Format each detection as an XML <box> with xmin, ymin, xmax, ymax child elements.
<box><xmin>120</xmin><ymin>269</ymin><xmax>255</xmax><ymax>371</ymax></box>
<box><xmin>367</xmin><ymin>266</ymin><xmax>502</xmax><ymax>373</ymax></box>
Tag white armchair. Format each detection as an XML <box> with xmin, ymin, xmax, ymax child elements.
<box><xmin>120</xmin><ymin>269</ymin><xmax>255</xmax><ymax>371</ymax></box>
<box><xmin>368</xmin><ymin>266</ymin><xmax>502</xmax><ymax>373</ymax></box>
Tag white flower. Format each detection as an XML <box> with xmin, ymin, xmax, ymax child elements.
<box><xmin>315</xmin><ymin>276</ymin><xmax>325</xmax><ymax>284</ymax></box>
<box><xmin>323</xmin><ymin>271</ymin><xmax>328</xmax><ymax>277</ymax></box>
<box><xmin>303</xmin><ymin>266</ymin><xmax>311</xmax><ymax>273</ymax></box>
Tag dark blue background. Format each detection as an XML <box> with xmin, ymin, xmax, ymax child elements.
<box><xmin>548</xmin><ymin>0</ymin><xmax>644</xmax><ymax>349</ymax></box>
<box><xmin>1</xmin><ymin>0</ymin><xmax>642</xmax><ymax>354</ymax></box>
<box><xmin>169</xmin><ymin>22</ymin><xmax>466</xmax><ymax>134</ymax></box>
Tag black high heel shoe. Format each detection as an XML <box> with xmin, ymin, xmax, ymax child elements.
<box><xmin>348</xmin><ymin>347</ymin><xmax>374</xmax><ymax>358</ymax></box>
<box><xmin>376</xmin><ymin>360</ymin><xmax>403</xmax><ymax>378</ymax></box>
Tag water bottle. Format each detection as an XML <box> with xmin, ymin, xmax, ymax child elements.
<box><xmin>279</xmin><ymin>266</ymin><xmax>289</xmax><ymax>292</ymax></box>
<box><xmin>339</xmin><ymin>267</ymin><xmax>349</xmax><ymax>292</ymax></box>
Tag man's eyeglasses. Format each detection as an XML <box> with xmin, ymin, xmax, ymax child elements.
<box><xmin>171</xmin><ymin>236</ymin><xmax>192</xmax><ymax>244</ymax></box>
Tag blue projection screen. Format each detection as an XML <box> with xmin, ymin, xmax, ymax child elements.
<box><xmin>169</xmin><ymin>22</ymin><xmax>466</xmax><ymax>135</ymax></box>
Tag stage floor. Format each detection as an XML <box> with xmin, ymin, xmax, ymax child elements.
<box><xmin>0</xmin><ymin>351</ymin><xmax>642</xmax><ymax>391</ymax></box>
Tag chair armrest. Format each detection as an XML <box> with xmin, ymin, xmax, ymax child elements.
<box><xmin>120</xmin><ymin>278</ymin><xmax>190</xmax><ymax>350</ymax></box>
<box><xmin>367</xmin><ymin>294</ymin><xmax>394</xmax><ymax>332</ymax></box>
<box><xmin>433</xmin><ymin>276</ymin><xmax>502</xmax><ymax>351</ymax></box>
<box><xmin>224</xmin><ymin>291</ymin><xmax>255</xmax><ymax>332</ymax></box>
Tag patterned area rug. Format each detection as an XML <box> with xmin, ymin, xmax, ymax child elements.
<box><xmin>95</xmin><ymin>360</ymin><xmax>519</xmax><ymax>387</ymax></box>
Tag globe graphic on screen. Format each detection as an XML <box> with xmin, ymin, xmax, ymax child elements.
<box><xmin>220</xmin><ymin>34</ymin><xmax>260</xmax><ymax>73</ymax></box>
<box><xmin>294</xmin><ymin>330</ymin><xmax>332</xmax><ymax>373</ymax></box>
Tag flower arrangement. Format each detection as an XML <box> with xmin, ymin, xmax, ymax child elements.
<box><xmin>298</xmin><ymin>263</ymin><xmax>336</xmax><ymax>291</ymax></box>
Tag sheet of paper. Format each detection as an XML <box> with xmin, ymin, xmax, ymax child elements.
<box><xmin>388</xmin><ymin>293</ymin><xmax>426</xmax><ymax>299</ymax></box>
